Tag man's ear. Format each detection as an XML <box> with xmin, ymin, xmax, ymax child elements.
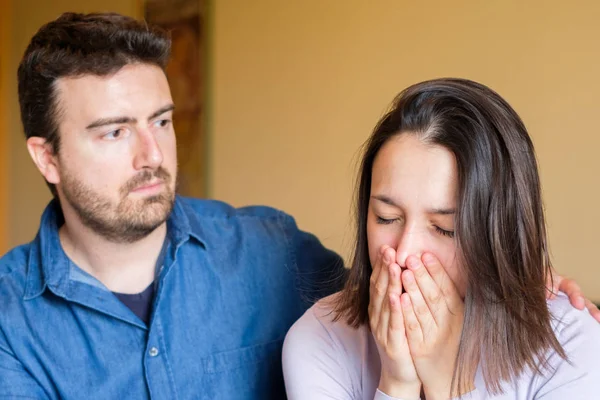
<box><xmin>26</xmin><ymin>137</ymin><xmax>60</xmax><ymax>185</ymax></box>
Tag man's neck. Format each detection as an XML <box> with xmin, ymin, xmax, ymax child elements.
<box><xmin>58</xmin><ymin>217</ymin><xmax>167</xmax><ymax>294</ymax></box>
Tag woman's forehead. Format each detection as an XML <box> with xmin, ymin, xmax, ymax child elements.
<box><xmin>371</xmin><ymin>135</ymin><xmax>458</xmax><ymax>207</ymax></box>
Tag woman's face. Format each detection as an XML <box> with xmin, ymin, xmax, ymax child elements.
<box><xmin>367</xmin><ymin>133</ymin><xmax>466</xmax><ymax>297</ymax></box>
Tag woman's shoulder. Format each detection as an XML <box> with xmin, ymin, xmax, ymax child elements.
<box><xmin>283</xmin><ymin>293</ymin><xmax>382</xmax><ymax>398</ymax></box>
<box><xmin>284</xmin><ymin>293</ymin><xmax>370</xmax><ymax>350</ymax></box>
<box><xmin>525</xmin><ymin>293</ymin><xmax>600</xmax><ymax>397</ymax></box>
<box><xmin>547</xmin><ymin>293</ymin><xmax>600</xmax><ymax>340</ymax></box>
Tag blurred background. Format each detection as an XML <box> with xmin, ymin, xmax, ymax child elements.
<box><xmin>0</xmin><ymin>0</ymin><xmax>599</xmax><ymax>301</ymax></box>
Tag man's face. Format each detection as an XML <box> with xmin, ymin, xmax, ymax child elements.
<box><xmin>52</xmin><ymin>63</ymin><xmax>178</xmax><ymax>242</ymax></box>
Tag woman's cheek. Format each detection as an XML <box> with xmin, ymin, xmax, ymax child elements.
<box><xmin>442</xmin><ymin>253</ymin><xmax>466</xmax><ymax>298</ymax></box>
<box><xmin>366</xmin><ymin>223</ymin><xmax>394</xmax><ymax>268</ymax></box>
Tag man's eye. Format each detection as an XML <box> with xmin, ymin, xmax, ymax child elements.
<box><xmin>155</xmin><ymin>119</ymin><xmax>171</xmax><ymax>128</ymax></box>
<box><xmin>104</xmin><ymin>129</ymin><xmax>125</xmax><ymax>140</ymax></box>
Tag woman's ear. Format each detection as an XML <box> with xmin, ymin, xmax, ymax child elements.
<box><xmin>26</xmin><ymin>137</ymin><xmax>60</xmax><ymax>185</ymax></box>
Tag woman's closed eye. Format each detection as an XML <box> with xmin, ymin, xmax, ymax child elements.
<box><xmin>376</xmin><ymin>216</ymin><xmax>395</xmax><ymax>225</ymax></box>
<box><xmin>434</xmin><ymin>225</ymin><xmax>455</xmax><ymax>238</ymax></box>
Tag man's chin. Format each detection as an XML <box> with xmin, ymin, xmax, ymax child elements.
<box><xmin>132</xmin><ymin>196</ymin><xmax>174</xmax><ymax>224</ymax></box>
<box><xmin>113</xmin><ymin>212</ymin><xmax>171</xmax><ymax>243</ymax></box>
<box><xmin>124</xmin><ymin>190</ymin><xmax>173</xmax><ymax>210</ymax></box>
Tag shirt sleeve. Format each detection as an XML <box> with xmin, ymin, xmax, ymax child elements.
<box><xmin>282</xmin><ymin>212</ymin><xmax>347</xmax><ymax>304</ymax></box>
<box><xmin>0</xmin><ymin>339</ymin><xmax>48</xmax><ymax>399</ymax></box>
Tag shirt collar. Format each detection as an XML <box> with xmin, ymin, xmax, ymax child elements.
<box><xmin>23</xmin><ymin>196</ymin><xmax>207</xmax><ymax>300</ymax></box>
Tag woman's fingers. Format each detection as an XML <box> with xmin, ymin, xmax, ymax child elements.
<box><xmin>369</xmin><ymin>246</ymin><xmax>394</xmax><ymax>329</ymax></box>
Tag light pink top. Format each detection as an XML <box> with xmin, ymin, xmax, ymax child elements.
<box><xmin>282</xmin><ymin>293</ymin><xmax>600</xmax><ymax>399</ymax></box>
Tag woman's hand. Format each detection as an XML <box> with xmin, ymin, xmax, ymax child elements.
<box><xmin>400</xmin><ymin>253</ymin><xmax>473</xmax><ymax>400</ymax></box>
<box><xmin>369</xmin><ymin>246</ymin><xmax>421</xmax><ymax>399</ymax></box>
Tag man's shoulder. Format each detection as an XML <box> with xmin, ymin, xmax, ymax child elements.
<box><xmin>0</xmin><ymin>244</ymin><xmax>31</xmax><ymax>284</ymax></box>
<box><xmin>178</xmin><ymin>196</ymin><xmax>289</xmax><ymax>221</ymax></box>
<box><xmin>178</xmin><ymin>196</ymin><xmax>344</xmax><ymax>293</ymax></box>
<box><xmin>0</xmin><ymin>244</ymin><xmax>33</xmax><ymax>315</ymax></box>
<box><xmin>176</xmin><ymin>196</ymin><xmax>303</xmax><ymax>254</ymax></box>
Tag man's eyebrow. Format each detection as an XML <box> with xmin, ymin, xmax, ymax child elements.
<box><xmin>148</xmin><ymin>104</ymin><xmax>175</xmax><ymax>121</ymax></box>
<box><xmin>85</xmin><ymin>104</ymin><xmax>175</xmax><ymax>130</ymax></box>
<box><xmin>86</xmin><ymin>116</ymin><xmax>136</xmax><ymax>130</ymax></box>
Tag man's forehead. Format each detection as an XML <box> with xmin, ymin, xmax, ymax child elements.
<box><xmin>54</xmin><ymin>65</ymin><xmax>172</xmax><ymax>120</ymax></box>
<box><xmin>55</xmin><ymin>63</ymin><xmax>168</xmax><ymax>94</ymax></box>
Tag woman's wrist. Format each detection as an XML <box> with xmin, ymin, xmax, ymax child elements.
<box><xmin>423</xmin><ymin>380</ymin><xmax>475</xmax><ymax>400</ymax></box>
<box><xmin>378</xmin><ymin>374</ymin><xmax>421</xmax><ymax>399</ymax></box>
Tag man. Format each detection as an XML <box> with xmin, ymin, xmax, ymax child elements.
<box><xmin>0</xmin><ymin>12</ymin><xmax>596</xmax><ymax>399</ymax></box>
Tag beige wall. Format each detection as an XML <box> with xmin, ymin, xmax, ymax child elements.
<box><xmin>211</xmin><ymin>1</ymin><xmax>600</xmax><ymax>299</ymax></box>
<box><xmin>7</xmin><ymin>0</ymin><xmax>140</xmax><ymax>248</ymax></box>
<box><xmin>0</xmin><ymin>0</ymin><xmax>10</xmax><ymax>254</ymax></box>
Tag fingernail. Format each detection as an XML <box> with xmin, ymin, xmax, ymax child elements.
<box><xmin>422</xmin><ymin>253</ymin><xmax>436</xmax><ymax>265</ymax></box>
<box><xmin>383</xmin><ymin>251</ymin><xmax>391</xmax><ymax>264</ymax></box>
<box><xmin>407</xmin><ymin>256</ymin><xmax>420</xmax><ymax>269</ymax></box>
<box><xmin>401</xmin><ymin>293</ymin><xmax>411</xmax><ymax>307</ymax></box>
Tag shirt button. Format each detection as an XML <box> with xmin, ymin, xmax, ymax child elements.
<box><xmin>149</xmin><ymin>347</ymin><xmax>159</xmax><ymax>357</ymax></box>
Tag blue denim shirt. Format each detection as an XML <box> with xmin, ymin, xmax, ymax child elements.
<box><xmin>0</xmin><ymin>196</ymin><xmax>345</xmax><ymax>399</ymax></box>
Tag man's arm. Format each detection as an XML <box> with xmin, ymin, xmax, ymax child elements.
<box><xmin>283</xmin><ymin>213</ymin><xmax>347</xmax><ymax>304</ymax></box>
<box><xmin>0</xmin><ymin>341</ymin><xmax>48</xmax><ymax>399</ymax></box>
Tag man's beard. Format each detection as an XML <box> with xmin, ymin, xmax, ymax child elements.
<box><xmin>60</xmin><ymin>167</ymin><xmax>176</xmax><ymax>243</ymax></box>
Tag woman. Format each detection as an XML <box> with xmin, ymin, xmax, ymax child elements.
<box><xmin>282</xmin><ymin>78</ymin><xmax>600</xmax><ymax>399</ymax></box>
